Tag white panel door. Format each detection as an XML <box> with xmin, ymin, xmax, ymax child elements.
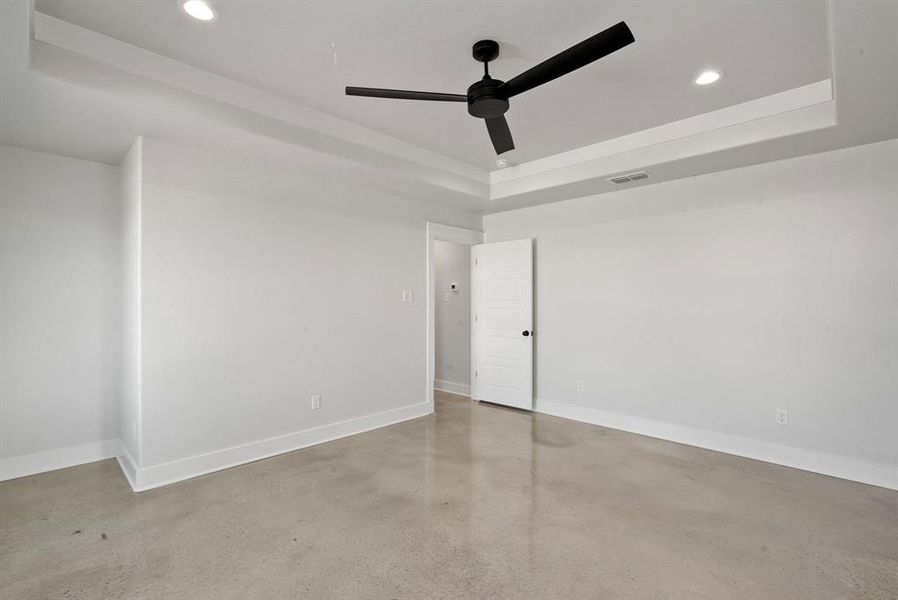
<box><xmin>471</xmin><ymin>239</ymin><xmax>533</xmax><ymax>410</ymax></box>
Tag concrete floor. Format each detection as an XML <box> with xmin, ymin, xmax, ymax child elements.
<box><xmin>2</xmin><ymin>392</ymin><xmax>897</xmax><ymax>599</ymax></box>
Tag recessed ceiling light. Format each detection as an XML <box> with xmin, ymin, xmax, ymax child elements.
<box><xmin>181</xmin><ymin>0</ymin><xmax>217</xmax><ymax>22</ymax></box>
<box><xmin>495</xmin><ymin>158</ymin><xmax>510</xmax><ymax>168</ymax></box>
<box><xmin>694</xmin><ymin>70</ymin><xmax>721</xmax><ymax>86</ymax></box>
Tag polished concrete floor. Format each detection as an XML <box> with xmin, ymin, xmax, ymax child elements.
<box><xmin>2</xmin><ymin>392</ymin><xmax>897</xmax><ymax>599</ymax></box>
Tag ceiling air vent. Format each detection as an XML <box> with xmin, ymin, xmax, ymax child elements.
<box><xmin>607</xmin><ymin>171</ymin><xmax>650</xmax><ymax>184</ymax></box>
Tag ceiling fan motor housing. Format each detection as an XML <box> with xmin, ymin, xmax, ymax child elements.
<box><xmin>468</xmin><ymin>39</ymin><xmax>508</xmax><ymax>119</ymax></box>
<box><xmin>467</xmin><ymin>78</ymin><xmax>509</xmax><ymax>119</ymax></box>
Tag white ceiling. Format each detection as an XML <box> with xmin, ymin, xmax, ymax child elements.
<box><xmin>33</xmin><ymin>0</ymin><xmax>831</xmax><ymax>170</ymax></box>
<box><xmin>3</xmin><ymin>1</ymin><xmax>897</xmax><ymax>214</ymax></box>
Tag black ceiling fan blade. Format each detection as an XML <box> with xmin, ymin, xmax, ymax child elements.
<box><xmin>499</xmin><ymin>21</ymin><xmax>634</xmax><ymax>99</ymax></box>
<box><xmin>345</xmin><ymin>86</ymin><xmax>467</xmax><ymax>102</ymax></box>
<box><xmin>485</xmin><ymin>115</ymin><xmax>515</xmax><ymax>155</ymax></box>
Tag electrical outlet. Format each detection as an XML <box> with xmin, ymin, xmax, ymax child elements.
<box><xmin>775</xmin><ymin>408</ymin><xmax>788</xmax><ymax>426</ymax></box>
<box><xmin>401</xmin><ymin>290</ymin><xmax>414</xmax><ymax>303</ymax></box>
<box><xmin>311</xmin><ymin>394</ymin><xmax>321</xmax><ymax>411</ymax></box>
<box><xmin>444</xmin><ymin>291</ymin><xmax>451</xmax><ymax>302</ymax></box>
<box><xmin>576</xmin><ymin>379</ymin><xmax>585</xmax><ymax>392</ymax></box>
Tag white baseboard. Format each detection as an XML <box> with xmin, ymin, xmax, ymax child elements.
<box><xmin>116</xmin><ymin>447</ymin><xmax>139</xmax><ymax>490</ymax></box>
<box><xmin>535</xmin><ymin>399</ymin><xmax>898</xmax><ymax>491</ymax></box>
<box><xmin>434</xmin><ymin>379</ymin><xmax>471</xmax><ymax>396</ymax></box>
<box><xmin>0</xmin><ymin>438</ymin><xmax>121</xmax><ymax>482</ymax></box>
<box><xmin>122</xmin><ymin>402</ymin><xmax>433</xmax><ymax>492</ymax></box>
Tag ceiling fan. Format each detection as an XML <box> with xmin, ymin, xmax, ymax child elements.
<box><xmin>345</xmin><ymin>22</ymin><xmax>634</xmax><ymax>156</ymax></box>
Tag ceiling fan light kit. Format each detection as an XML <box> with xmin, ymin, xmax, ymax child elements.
<box><xmin>346</xmin><ymin>21</ymin><xmax>635</xmax><ymax>157</ymax></box>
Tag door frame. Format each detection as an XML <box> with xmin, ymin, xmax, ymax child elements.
<box><xmin>426</xmin><ymin>222</ymin><xmax>483</xmax><ymax>409</ymax></box>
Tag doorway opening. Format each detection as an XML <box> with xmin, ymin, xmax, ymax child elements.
<box><xmin>425</xmin><ymin>223</ymin><xmax>482</xmax><ymax>407</ymax></box>
<box><xmin>425</xmin><ymin>223</ymin><xmax>534</xmax><ymax>411</ymax></box>
<box><xmin>434</xmin><ymin>239</ymin><xmax>472</xmax><ymax>397</ymax></box>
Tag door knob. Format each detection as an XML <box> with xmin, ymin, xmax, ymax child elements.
<box><xmin>522</xmin><ymin>330</ymin><xmax>531</xmax><ymax>336</ymax></box>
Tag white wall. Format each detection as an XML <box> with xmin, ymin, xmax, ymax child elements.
<box><xmin>484</xmin><ymin>139</ymin><xmax>898</xmax><ymax>488</ymax></box>
<box><xmin>127</xmin><ymin>138</ymin><xmax>480</xmax><ymax>486</ymax></box>
<box><xmin>119</xmin><ymin>138</ymin><xmax>142</xmax><ymax>469</ymax></box>
<box><xmin>0</xmin><ymin>145</ymin><xmax>121</xmax><ymax>479</ymax></box>
<box><xmin>433</xmin><ymin>240</ymin><xmax>470</xmax><ymax>393</ymax></box>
